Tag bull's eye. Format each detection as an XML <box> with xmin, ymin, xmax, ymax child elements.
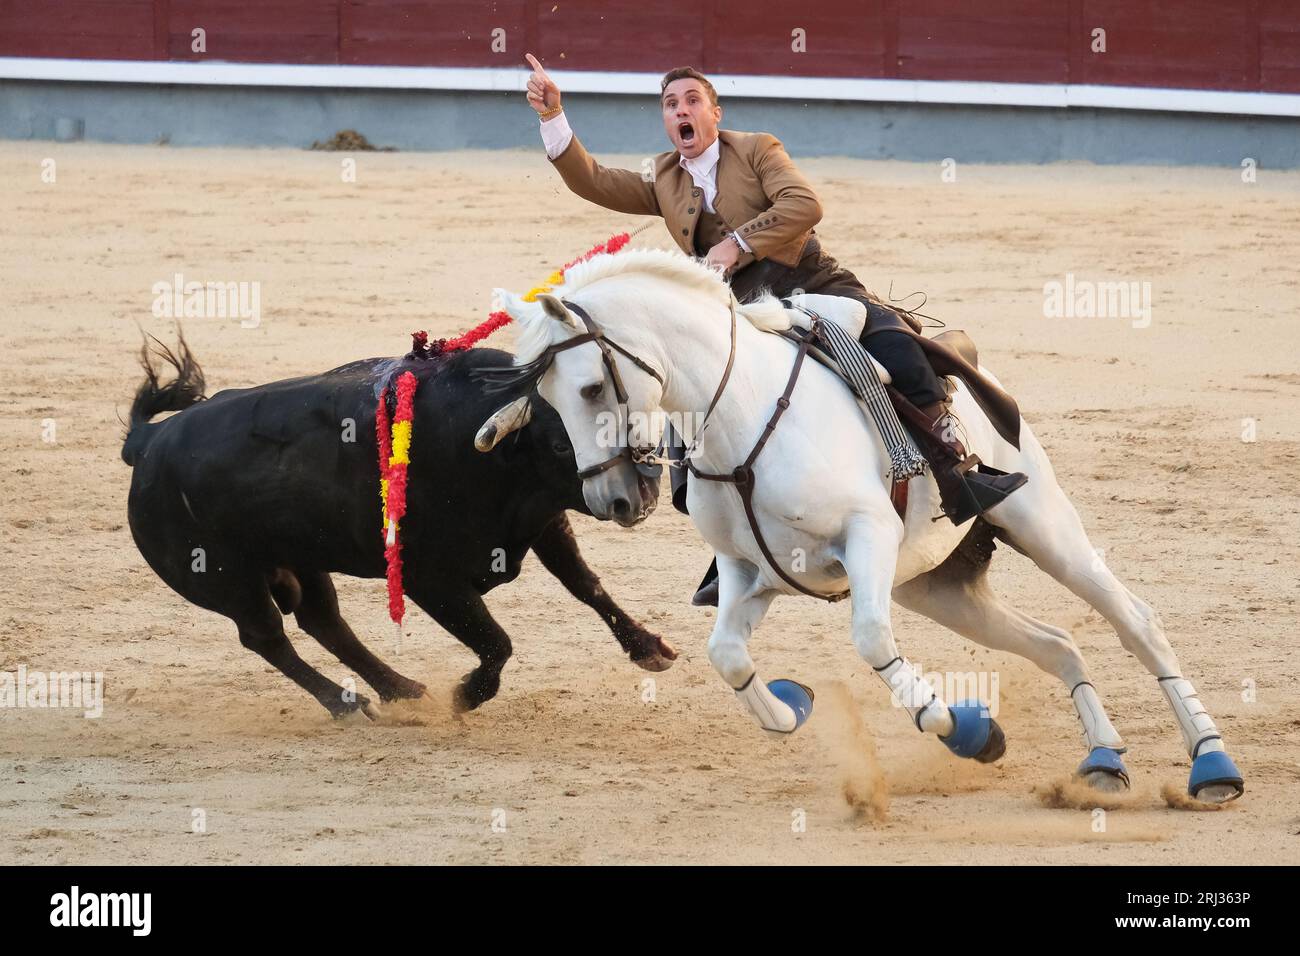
<box><xmin>580</xmin><ymin>382</ymin><xmax>604</xmax><ymax>402</ymax></box>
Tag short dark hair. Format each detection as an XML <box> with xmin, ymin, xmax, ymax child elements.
<box><xmin>660</xmin><ymin>67</ymin><xmax>718</xmax><ymax>108</ymax></box>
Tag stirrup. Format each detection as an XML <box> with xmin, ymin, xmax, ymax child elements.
<box><xmin>691</xmin><ymin>580</ymin><xmax>720</xmax><ymax>607</ymax></box>
<box><xmin>939</xmin><ymin>463</ymin><xmax>1028</xmax><ymax>525</ymax></box>
<box><xmin>691</xmin><ymin>559</ymin><xmax>720</xmax><ymax>607</ymax></box>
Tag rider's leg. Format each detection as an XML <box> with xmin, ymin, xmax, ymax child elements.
<box><xmin>864</xmin><ymin>325</ymin><xmax>1028</xmax><ymax>526</ymax></box>
<box><xmin>862</xmin><ymin>328</ymin><xmax>947</xmax><ymax>406</ymax></box>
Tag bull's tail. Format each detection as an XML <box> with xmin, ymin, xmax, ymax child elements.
<box><xmin>121</xmin><ymin>331</ymin><xmax>206</xmax><ymax>466</ymax></box>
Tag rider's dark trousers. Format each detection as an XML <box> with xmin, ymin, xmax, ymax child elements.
<box><xmin>729</xmin><ymin>233</ymin><xmax>947</xmax><ymax>407</ymax></box>
<box><xmin>865</xmin><ymin>326</ymin><xmax>948</xmax><ymax>407</ymax></box>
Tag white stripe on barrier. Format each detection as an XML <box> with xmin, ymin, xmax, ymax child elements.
<box><xmin>1</xmin><ymin>57</ymin><xmax>1298</xmax><ymax>117</ymax></box>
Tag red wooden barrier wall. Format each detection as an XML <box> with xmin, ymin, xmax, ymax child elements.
<box><xmin>1</xmin><ymin>0</ymin><xmax>1296</xmax><ymax>93</ymax></box>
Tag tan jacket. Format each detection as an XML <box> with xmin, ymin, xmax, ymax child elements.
<box><xmin>549</xmin><ymin>127</ymin><xmax>823</xmax><ymax>269</ymax></box>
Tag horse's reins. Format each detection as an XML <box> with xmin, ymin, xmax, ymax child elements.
<box><xmin>555</xmin><ymin>295</ymin><xmax>849</xmax><ymax>603</ymax></box>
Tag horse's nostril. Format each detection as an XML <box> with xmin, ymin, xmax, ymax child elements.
<box><xmin>611</xmin><ymin>497</ymin><xmax>632</xmax><ymax>518</ymax></box>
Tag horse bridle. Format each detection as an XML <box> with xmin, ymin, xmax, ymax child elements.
<box><xmin>558</xmin><ymin>294</ymin><xmax>742</xmax><ymax>474</ymax></box>
<box><xmin>553</xmin><ymin>298</ymin><xmax>673</xmax><ymax>480</ymax></box>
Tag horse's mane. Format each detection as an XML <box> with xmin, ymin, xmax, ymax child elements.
<box><xmin>504</xmin><ymin>248</ymin><xmax>790</xmax><ymax>367</ymax></box>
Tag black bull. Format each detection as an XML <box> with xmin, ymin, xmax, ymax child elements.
<box><xmin>120</xmin><ymin>336</ymin><xmax>675</xmax><ymax>717</ymax></box>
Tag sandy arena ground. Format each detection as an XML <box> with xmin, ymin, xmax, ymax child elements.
<box><xmin>1</xmin><ymin>140</ymin><xmax>1298</xmax><ymax>865</ymax></box>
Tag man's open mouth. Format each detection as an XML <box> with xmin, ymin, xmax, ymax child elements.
<box><xmin>678</xmin><ymin>121</ymin><xmax>696</xmax><ymax>146</ymax></box>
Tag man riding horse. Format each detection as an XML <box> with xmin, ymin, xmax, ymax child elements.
<box><xmin>523</xmin><ymin>55</ymin><xmax>1027</xmax><ymax>603</ymax></box>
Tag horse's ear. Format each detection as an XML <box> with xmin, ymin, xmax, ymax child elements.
<box><xmin>536</xmin><ymin>293</ymin><xmax>580</xmax><ymax>330</ymax></box>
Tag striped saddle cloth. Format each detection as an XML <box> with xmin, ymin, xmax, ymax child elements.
<box><xmin>779</xmin><ymin>300</ymin><xmax>929</xmax><ymax>483</ymax></box>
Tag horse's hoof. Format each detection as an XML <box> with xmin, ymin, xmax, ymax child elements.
<box><xmin>1076</xmin><ymin>747</ymin><xmax>1131</xmax><ymax>792</ymax></box>
<box><xmin>1082</xmin><ymin>771</ymin><xmax>1129</xmax><ymax>793</ymax></box>
<box><xmin>1188</xmin><ymin>750</ymin><xmax>1244</xmax><ymax>803</ymax></box>
<box><xmin>766</xmin><ymin>679</ymin><xmax>814</xmax><ymax>731</ymax></box>
<box><xmin>360</xmin><ymin>698</ymin><xmax>381</xmax><ymax>721</ymax></box>
<box><xmin>975</xmin><ymin>716</ymin><xmax>1006</xmax><ymax>763</ymax></box>
<box><xmin>940</xmin><ymin>700</ymin><xmax>1003</xmax><ymax>762</ymax></box>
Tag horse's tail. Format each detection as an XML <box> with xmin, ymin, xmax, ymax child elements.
<box><xmin>121</xmin><ymin>330</ymin><xmax>206</xmax><ymax>466</ymax></box>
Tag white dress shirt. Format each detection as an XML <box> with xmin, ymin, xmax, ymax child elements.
<box><xmin>539</xmin><ymin>110</ymin><xmax>752</xmax><ymax>252</ymax></box>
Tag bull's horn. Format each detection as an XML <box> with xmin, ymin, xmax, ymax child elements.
<box><xmin>474</xmin><ymin>395</ymin><xmax>532</xmax><ymax>451</ymax></box>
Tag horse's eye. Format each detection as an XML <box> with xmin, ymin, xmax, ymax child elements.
<box><xmin>551</xmin><ymin>439</ymin><xmax>571</xmax><ymax>456</ymax></box>
<box><xmin>580</xmin><ymin>382</ymin><xmax>604</xmax><ymax>401</ymax></box>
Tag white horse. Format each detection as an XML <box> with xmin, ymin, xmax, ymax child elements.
<box><xmin>480</xmin><ymin>248</ymin><xmax>1244</xmax><ymax>804</ymax></box>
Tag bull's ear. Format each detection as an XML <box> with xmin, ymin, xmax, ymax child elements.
<box><xmin>536</xmin><ymin>293</ymin><xmax>580</xmax><ymax>329</ymax></box>
<box><xmin>474</xmin><ymin>395</ymin><xmax>533</xmax><ymax>452</ymax></box>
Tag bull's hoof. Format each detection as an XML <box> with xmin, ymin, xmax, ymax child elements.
<box><xmin>630</xmin><ymin>634</ymin><xmax>678</xmax><ymax>672</ymax></box>
<box><xmin>1076</xmin><ymin>746</ymin><xmax>1131</xmax><ymax>792</ymax></box>
<box><xmin>377</xmin><ymin>678</ymin><xmax>428</xmax><ymax>702</ymax></box>
<box><xmin>1188</xmin><ymin>751</ymin><xmax>1244</xmax><ymax>804</ymax></box>
<box><xmin>329</xmin><ymin>693</ymin><xmax>376</xmax><ymax>721</ymax></box>
<box><xmin>454</xmin><ymin>669</ymin><xmax>501</xmax><ymax>713</ymax></box>
<box><xmin>940</xmin><ymin>700</ymin><xmax>1004</xmax><ymax>762</ymax></box>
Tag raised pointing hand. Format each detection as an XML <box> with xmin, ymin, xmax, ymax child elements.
<box><xmin>525</xmin><ymin>52</ymin><xmax>562</xmax><ymax>115</ymax></box>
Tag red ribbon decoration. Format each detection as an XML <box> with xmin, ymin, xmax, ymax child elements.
<box><xmin>376</xmin><ymin>232</ymin><xmax>633</xmax><ymax>629</ymax></box>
